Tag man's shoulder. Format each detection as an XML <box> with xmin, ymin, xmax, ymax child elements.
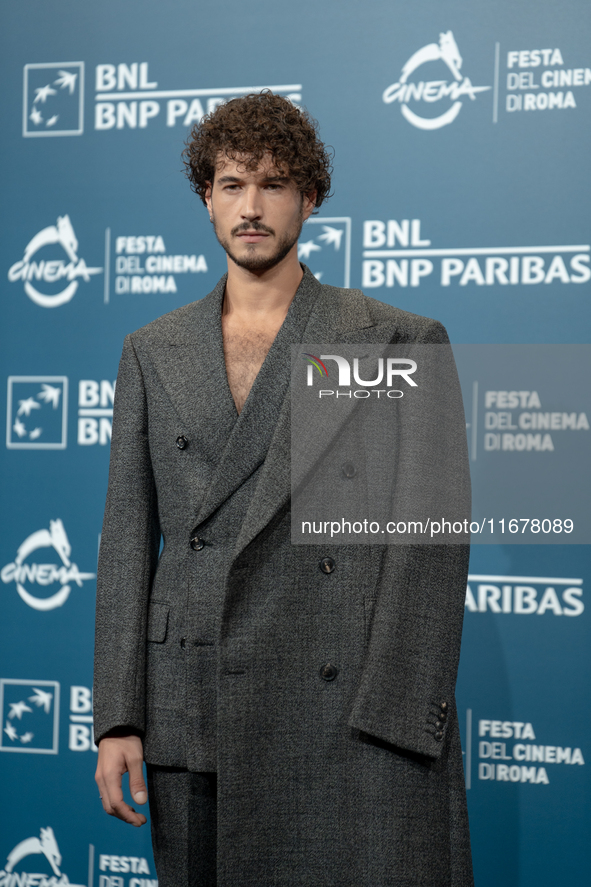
<box><xmin>363</xmin><ymin>291</ymin><xmax>449</xmax><ymax>342</ymax></box>
<box><xmin>318</xmin><ymin>281</ymin><xmax>449</xmax><ymax>344</ymax></box>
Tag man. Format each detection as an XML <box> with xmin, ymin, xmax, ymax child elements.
<box><xmin>94</xmin><ymin>91</ymin><xmax>473</xmax><ymax>886</ymax></box>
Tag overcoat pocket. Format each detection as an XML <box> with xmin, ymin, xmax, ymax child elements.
<box><xmin>147</xmin><ymin>600</ymin><xmax>169</xmax><ymax>643</ymax></box>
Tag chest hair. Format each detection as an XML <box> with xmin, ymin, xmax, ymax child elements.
<box><xmin>222</xmin><ymin>326</ymin><xmax>277</xmax><ymax>414</ymax></box>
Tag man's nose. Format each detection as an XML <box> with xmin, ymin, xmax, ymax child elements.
<box><xmin>241</xmin><ymin>185</ymin><xmax>263</xmax><ymax>220</ymax></box>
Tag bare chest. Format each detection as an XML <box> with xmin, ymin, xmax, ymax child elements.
<box><xmin>222</xmin><ymin>326</ymin><xmax>278</xmax><ymax>414</ymax></box>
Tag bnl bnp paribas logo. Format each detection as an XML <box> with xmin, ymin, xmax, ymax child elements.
<box><xmin>1</xmin><ymin>519</ymin><xmax>95</xmax><ymax>611</ymax></box>
<box><xmin>7</xmin><ymin>376</ymin><xmax>115</xmax><ymax>449</ymax></box>
<box><xmin>383</xmin><ymin>31</ymin><xmax>490</xmax><ymax>129</ymax></box>
<box><xmin>1</xmin><ymin>680</ymin><xmax>98</xmax><ymax>755</ymax></box>
<box><xmin>7</xmin><ymin>215</ymin><xmax>103</xmax><ymax>307</ymax></box>
<box><xmin>23</xmin><ymin>59</ymin><xmax>301</xmax><ymax>136</ymax></box>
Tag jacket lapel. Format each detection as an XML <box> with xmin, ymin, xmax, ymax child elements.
<box><xmin>140</xmin><ymin>275</ymin><xmax>237</xmax><ymax>465</ymax></box>
<box><xmin>193</xmin><ymin>266</ymin><xmax>321</xmax><ymax>529</ymax></box>
<box><xmin>233</xmin><ymin>273</ymin><xmax>400</xmax><ymax>558</ymax></box>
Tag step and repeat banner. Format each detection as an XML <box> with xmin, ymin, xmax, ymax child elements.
<box><xmin>1</xmin><ymin>1</ymin><xmax>589</xmax><ymax>884</ymax></box>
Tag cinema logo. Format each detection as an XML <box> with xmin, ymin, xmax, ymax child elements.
<box><xmin>0</xmin><ymin>826</ymin><xmax>85</xmax><ymax>886</ymax></box>
<box><xmin>362</xmin><ymin>218</ymin><xmax>591</xmax><ymax>289</ymax></box>
<box><xmin>7</xmin><ymin>215</ymin><xmax>102</xmax><ymax>307</ymax></box>
<box><xmin>302</xmin><ymin>352</ymin><xmax>418</xmax><ymax>400</ymax></box>
<box><xmin>465</xmin><ymin>574</ymin><xmax>584</xmax><ymax>616</ymax></box>
<box><xmin>1</xmin><ymin>519</ymin><xmax>95</xmax><ymax>611</ymax></box>
<box><xmin>383</xmin><ymin>31</ymin><xmax>490</xmax><ymax>130</ymax></box>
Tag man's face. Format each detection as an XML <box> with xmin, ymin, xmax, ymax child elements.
<box><xmin>205</xmin><ymin>154</ymin><xmax>316</xmax><ymax>273</ymax></box>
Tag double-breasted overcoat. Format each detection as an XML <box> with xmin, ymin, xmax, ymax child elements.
<box><xmin>94</xmin><ymin>266</ymin><xmax>473</xmax><ymax>886</ymax></box>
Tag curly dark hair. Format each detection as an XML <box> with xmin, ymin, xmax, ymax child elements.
<box><xmin>182</xmin><ymin>91</ymin><xmax>333</xmax><ymax>210</ymax></box>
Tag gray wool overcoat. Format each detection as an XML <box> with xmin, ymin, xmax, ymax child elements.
<box><xmin>94</xmin><ymin>266</ymin><xmax>474</xmax><ymax>887</ymax></box>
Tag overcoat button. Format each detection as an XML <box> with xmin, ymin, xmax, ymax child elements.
<box><xmin>176</xmin><ymin>435</ymin><xmax>188</xmax><ymax>449</ymax></box>
<box><xmin>440</xmin><ymin>701</ymin><xmax>448</xmax><ymax>711</ymax></box>
<box><xmin>435</xmin><ymin>731</ymin><xmax>444</xmax><ymax>741</ymax></box>
<box><xmin>436</xmin><ymin>721</ymin><xmax>444</xmax><ymax>730</ymax></box>
<box><xmin>180</xmin><ymin>638</ymin><xmax>186</xmax><ymax>648</ymax></box>
<box><xmin>190</xmin><ymin>536</ymin><xmax>205</xmax><ymax>551</ymax></box>
<box><xmin>439</xmin><ymin>711</ymin><xmax>447</xmax><ymax>721</ymax></box>
<box><xmin>319</xmin><ymin>557</ymin><xmax>335</xmax><ymax>574</ymax></box>
<box><xmin>320</xmin><ymin>663</ymin><xmax>338</xmax><ymax>681</ymax></box>
<box><xmin>341</xmin><ymin>462</ymin><xmax>357</xmax><ymax>478</ymax></box>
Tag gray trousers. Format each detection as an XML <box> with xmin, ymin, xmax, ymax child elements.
<box><xmin>147</xmin><ymin>766</ymin><xmax>217</xmax><ymax>887</ymax></box>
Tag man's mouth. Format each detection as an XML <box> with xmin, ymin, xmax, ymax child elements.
<box><xmin>236</xmin><ymin>231</ymin><xmax>270</xmax><ymax>243</ymax></box>
<box><xmin>232</xmin><ymin>223</ymin><xmax>274</xmax><ymax>244</ymax></box>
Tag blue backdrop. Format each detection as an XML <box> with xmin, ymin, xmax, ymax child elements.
<box><xmin>1</xmin><ymin>1</ymin><xmax>589</xmax><ymax>884</ymax></box>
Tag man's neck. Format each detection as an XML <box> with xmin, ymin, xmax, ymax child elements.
<box><xmin>221</xmin><ymin>247</ymin><xmax>304</xmax><ymax>413</ymax></box>
<box><xmin>222</xmin><ymin>246</ymin><xmax>303</xmax><ymax>328</ymax></box>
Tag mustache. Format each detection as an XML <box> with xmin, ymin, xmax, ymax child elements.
<box><xmin>230</xmin><ymin>221</ymin><xmax>275</xmax><ymax>236</ymax></box>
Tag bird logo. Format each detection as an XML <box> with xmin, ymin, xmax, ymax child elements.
<box><xmin>29</xmin><ymin>688</ymin><xmax>54</xmax><ymax>714</ymax></box>
<box><xmin>299</xmin><ymin>218</ymin><xmax>350</xmax><ymax>287</ymax></box>
<box><xmin>0</xmin><ymin>679</ymin><xmax>60</xmax><ymax>753</ymax></box>
<box><xmin>24</xmin><ymin>63</ymin><xmax>83</xmax><ymax>136</ymax></box>
<box><xmin>7</xmin><ymin>377</ymin><xmax>67</xmax><ymax>447</ymax></box>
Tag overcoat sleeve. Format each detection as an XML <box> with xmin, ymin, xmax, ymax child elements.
<box><xmin>348</xmin><ymin>319</ymin><xmax>471</xmax><ymax>760</ymax></box>
<box><xmin>93</xmin><ymin>334</ymin><xmax>161</xmax><ymax>743</ymax></box>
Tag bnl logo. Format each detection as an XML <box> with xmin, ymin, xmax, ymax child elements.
<box><xmin>6</xmin><ymin>377</ymin><xmax>115</xmax><ymax>448</ymax></box>
<box><xmin>6</xmin><ymin>377</ymin><xmax>68</xmax><ymax>449</ymax></box>
<box><xmin>299</xmin><ymin>218</ymin><xmax>351</xmax><ymax>288</ymax></box>
<box><xmin>0</xmin><ymin>681</ymin><xmax>98</xmax><ymax>753</ymax></box>
<box><xmin>23</xmin><ymin>62</ymin><xmax>84</xmax><ymax>137</ymax></box>
<box><xmin>0</xmin><ymin>679</ymin><xmax>60</xmax><ymax>753</ymax></box>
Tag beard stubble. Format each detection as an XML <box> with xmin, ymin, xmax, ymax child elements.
<box><xmin>211</xmin><ymin>211</ymin><xmax>305</xmax><ymax>273</ymax></box>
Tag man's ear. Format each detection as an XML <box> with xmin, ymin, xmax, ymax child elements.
<box><xmin>204</xmin><ymin>182</ymin><xmax>213</xmax><ymax>217</ymax></box>
<box><xmin>302</xmin><ymin>191</ymin><xmax>317</xmax><ymax>221</ymax></box>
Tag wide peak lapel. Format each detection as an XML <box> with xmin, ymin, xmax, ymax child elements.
<box><xmin>194</xmin><ymin>267</ymin><xmax>321</xmax><ymax>528</ymax></box>
<box><xmin>143</xmin><ymin>275</ymin><xmax>237</xmax><ymax>464</ymax></box>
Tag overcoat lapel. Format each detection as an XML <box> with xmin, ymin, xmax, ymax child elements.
<box><xmin>234</xmin><ymin>271</ymin><xmax>402</xmax><ymax>558</ymax></box>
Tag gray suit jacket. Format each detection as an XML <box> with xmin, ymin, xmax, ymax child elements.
<box><xmin>94</xmin><ymin>267</ymin><xmax>473</xmax><ymax>886</ymax></box>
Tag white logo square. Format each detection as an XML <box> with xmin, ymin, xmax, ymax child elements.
<box><xmin>23</xmin><ymin>62</ymin><xmax>84</xmax><ymax>137</ymax></box>
<box><xmin>0</xmin><ymin>679</ymin><xmax>60</xmax><ymax>754</ymax></box>
<box><xmin>300</xmin><ymin>217</ymin><xmax>351</xmax><ymax>288</ymax></box>
<box><xmin>6</xmin><ymin>376</ymin><xmax>68</xmax><ymax>449</ymax></box>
